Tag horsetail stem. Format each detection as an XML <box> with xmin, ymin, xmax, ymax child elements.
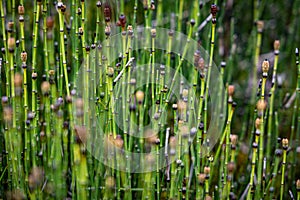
<box><xmin>267</xmin><ymin>40</ymin><xmax>280</xmax><ymax>172</ymax></box>
<box><xmin>32</xmin><ymin>0</ymin><xmax>41</xmax><ymax>72</ymax></box>
<box><xmin>42</xmin><ymin>1</ymin><xmax>49</xmax><ymax>79</ymax></box>
<box><xmin>296</xmin><ymin>179</ymin><xmax>300</xmax><ymax>200</ymax></box>
<box><xmin>1</xmin><ymin>1</ymin><xmax>10</xmax><ymax>98</ymax></box>
<box><xmin>280</xmin><ymin>138</ymin><xmax>288</xmax><ymax>200</ymax></box>
<box><xmin>58</xmin><ymin>2</ymin><xmax>70</xmax><ymax>96</ymax></box>
<box><xmin>203</xmin><ymin>4</ymin><xmax>217</xmax><ymax>154</ymax></box>
<box><xmin>18</xmin><ymin>5</ymin><xmax>25</xmax><ymax>51</ymax></box>
<box><xmin>31</xmin><ymin>72</ymin><xmax>38</xmax><ymax>167</ymax></box>
<box><xmin>251</xmin><ymin>20</ymin><xmax>264</xmax><ymax>104</ymax></box>
<box><xmin>256</xmin><ymin>60</ymin><xmax>269</xmax><ymax>198</ymax></box>
<box><xmin>0</xmin><ymin>1</ymin><xmax>298</xmax><ymax>199</ymax></box>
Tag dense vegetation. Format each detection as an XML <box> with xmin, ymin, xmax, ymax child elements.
<box><xmin>0</xmin><ymin>0</ymin><xmax>299</xmax><ymax>199</ymax></box>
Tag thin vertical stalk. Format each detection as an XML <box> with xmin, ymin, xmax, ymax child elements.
<box><xmin>280</xmin><ymin>139</ymin><xmax>288</xmax><ymax>200</ymax></box>
<box><xmin>0</xmin><ymin>0</ymin><xmax>10</xmax><ymax>97</ymax></box>
<box><xmin>58</xmin><ymin>2</ymin><xmax>70</xmax><ymax>96</ymax></box>
<box><xmin>203</xmin><ymin>5</ymin><xmax>217</xmax><ymax>154</ymax></box>
<box><xmin>267</xmin><ymin>41</ymin><xmax>280</xmax><ymax>172</ymax></box>
<box><xmin>32</xmin><ymin>1</ymin><xmax>41</xmax><ymax>72</ymax></box>
<box><xmin>250</xmin><ymin>21</ymin><xmax>263</xmax><ymax>105</ymax></box>
<box><xmin>256</xmin><ymin>60</ymin><xmax>269</xmax><ymax>198</ymax></box>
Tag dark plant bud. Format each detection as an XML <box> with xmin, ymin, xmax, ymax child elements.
<box><xmin>61</xmin><ymin>4</ymin><xmax>66</xmax><ymax>13</ymax></box>
<box><xmin>27</xmin><ymin>112</ymin><xmax>35</xmax><ymax>120</ymax></box>
<box><xmin>227</xmin><ymin>162</ymin><xmax>235</xmax><ymax>173</ymax></box>
<box><xmin>41</xmin><ymin>81</ymin><xmax>50</xmax><ymax>95</ymax></box>
<box><xmin>179</xmin><ymin>125</ymin><xmax>189</xmax><ymax>138</ymax></box>
<box><xmin>145</xmin><ymin>129</ymin><xmax>158</xmax><ymax>145</ymax></box>
<box><xmin>198</xmin><ymin>57</ymin><xmax>205</xmax><ymax>71</ymax></box>
<box><xmin>77</xmin><ymin>8</ymin><xmax>82</xmax><ymax>15</ymax></box>
<box><xmin>40</xmin><ymin>131</ymin><xmax>46</xmax><ymax>141</ymax></box>
<box><xmin>136</xmin><ymin>91</ymin><xmax>144</xmax><ymax>104</ymax></box>
<box><xmin>262</xmin><ymin>59</ymin><xmax>269</xmax><ymax>74</ymax></box>
<box><xmin>18</xmin><ymin>5</ymin><xmax>25</xmax><ymax>15</ymax></box>
<box><xmin>96</xmin><ymin>1</ymin><xmax>102</xmax><ymax>7</ymax></box>
<box><xmin>46</xmin><ymin>17</ymin><xmax>54</xmax><ymax>29</ymax></box>
<box><xmin>256</xmin><ymin>99</ymin><xmax>267</xmax><ymax>112</ymax></box>
<box><xmin>154</xmin><ymin>112</ymin><xmax>160</xmax><ymax>120</ymax></box>
<box><xmin>190</xmin><ymin>19</ymin><xmax>195</xmax><ymax>26</ymax></box>
<box><xmin>228</xmin><ymin>85</ymin><xmax>235</xmax><ymax>97</ymax></box>
<box><xmin>230</xmin><ymin>134</ymin><xmax>238</xmax><ymax>146</ymax></box>
<box><xmin>168</xmin><ymin>30</ymin><xmax>174</xmax><ymax>37</ymax></box>
<box><xmin>190</xmin><ymin>127</ymin><xmax>197</xmax><ymax>136</ymax></box>
<box><xmin>255</xmin><ymin>129</ymin><xmax>261</xmax><ymax>136</ymax></box>
<box><xmin>104</xmin><ymin>2</ymin><xmax>111</xmax><ymax>22</ymax></box>
<box><xmin>19</xmin><ymin>15</ymin><xmax>24</xmax><ymax>22</ymax></box>
<box><xmin>277</xmin><ymin>137</ymin><xmax>282</xmax><ymax>143</ymax></box>
<box><xmin>3</xmin><ymin>106</ymin><xmax>13</xmax><ymax>122</ymax></box>
<box><xmin>107</xmin><ymin>67</ymin><xmax>114</xmax><ymax>77</ymax></box>
<box><xmin>221</xmin><ymin>61</ymin><xmax>226</xmax><ymax>68</ymax></box>
<box><xmin>177</xmin><ymin>100</ymin><xmax>186</xmax><ymax>113</ymax></box>
<box><xmin>49</xmin><ymin>70</ymin><xmax>55</xmax><ymax>76</ymax></box>
<box><xmin>182</xmin><ymin>89</ymin><xmax>188</xmax><ymax>99</ymax></box>
<box><xmin>74</xmin><ymin>125</ymin><xmax>87</xmax><ymax>144</ymax></box>
<box><xmin>114</xmin><ymin>135</ymin><xmax>124</xmax><ymax>148</ymax></box>
<box><xmin>194</xmin><ymin>50</ymin><xmax>200</xmax><ymax>66</ymax></box>
<box><xmin>169</xmin><ymin>136</ymin><xmax>177</xmax><ymax>149</ymax></box>
<box><xmin>212</xmin><ymin>18</ymin><xmax>217</xmax><ymax>24</ymax></box>
<box><xmin>143</xmin><ymin>0</ymin><xmax>148</xmax><ymax>10</ymax></box>
<box><xmin>211</xmin><ymin>4</ymin><xmax>217</xmax><ymax>18</ymax></box>
<box><xmin>130</xmin><ymin>78</ymin><xmax>136</xmax><ymax>85</ymax></box>
<box><xmin>275</xmin><ymin>149</ymin><xmax>282</xmax><ymax>157</ymax></box>
<box><xmin>204</xmin><ymin>166</ymin><xmax>210</xmax><ymax>175</ymax></box>
<box><xmin>232</xmin><ymin>101</ymin><xmax>237</xmax><ymax>108</ymax></box>
<box><xmin>274</xmin><ymin>40</ymin><xmax>280</xmax><ymax>51</ymax></box>
<box><xmin>2</xmin><ymin>96</ymin><xmax>8</xmax><ymax>105</ymax></box>
<box><xmin>32</xmin><ymin>72</ymin><xmax>38</xmax><ymax>80</ymax></box>
<box><xmin>255</xmin><ymin>118</ymin><xmax>261</xmax><ymax>129</ymax></box>
<box><xmin>252</xmin><ymin>142</ymin><xmax>258</xmax><ymax>148</ymax></box>
<box><xmin>296</xmin><ymin>179</ymin><xmax>300</xmax><ymax>191</ymax></box>
<box><xmin>7</xmin><ymin>21</ymin><xmax>14</xmax><ymax>32</ymax></box>
<box><xmin>257</xmin><ymin>20</ymin><xmax>264</xmax><ymax>33</ymax></box>
<box><xmin>75</xmin><ymin>99</ymin><xmax>84</xmax><ymax>110</ymax></box>
<box><xmin>198</xmin><ymin>173</ymin><xmax>206</xmax><ymax>184</ymax></box>
<box><xmin>282</xmin><ymin>138</ymin><xmax>288</xmax><ymax>150</ymax></box>
<box><xmin>28</xmin><ymin>167</ymin><xmax>44</xmax><ymax>190</ymax></box>
<box><xmin>79</xmin><ymin>27</ymin><xmax>83</xmax><ymax>35</ymax></box>
<box><xmin>198</xmin><ymin>122</ymin><xmax>204</xmax><ymax>130</ymax></box>
<box><xmin>105</xmin><ymin>25</ymin><xmax>111</xmax><ymax>36</ymax></box>
<box><xmin>129</xmin><ymin>104</ymin><xmax>136</xmax><ymax>112</ymax></box>
<box><xmin>57</xmin><ymin>97</ymin><xmax>64</xmax><ymax>106</ymax></box>
<box><xmin>14</xmin><ymin>73</ymin><xmax>23</xmax><ymax>87</ymax></box>
<box><xmin>8</xmin><ymin>37</ymin><xmax>15</xmax><ymax>52</ymax></box>
<box><xmin>127</xmin><ymin>25</ymin><xmax>134</xmax><ymax>36</ymax></box>
<box><xmin>57</xmin><ymin>2</ymin><xmax>63</xmax><ymax>9</ymax></box>
<box><xmin>151</xmin><ymin>28</ymin><xmax>156</xmax><ymax>38</ymax></box>
<box><xmin>118</xmin><ymin>14</ymin><xmax>126</xmax><ymax>28</ymax></box>
<box><xmin>172</xmin><ymin>103</ymin><xmax>178</xmax><ymax>110</ymax></box>
<box><xmin>205</xmin><ymin>196</ymin><xmax>212</xmax><ymax>200</ymax></box>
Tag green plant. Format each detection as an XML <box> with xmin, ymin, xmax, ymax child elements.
<box><xmin>0</xmin><ymin>0</ymin><xmax>299</xmax><ymax>199</ymax></box>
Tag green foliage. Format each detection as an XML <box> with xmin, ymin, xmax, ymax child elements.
<box><xmin>0</xmin><ymin>0</ymin><xmax>299</xmax><ymax>199</ymax></box>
